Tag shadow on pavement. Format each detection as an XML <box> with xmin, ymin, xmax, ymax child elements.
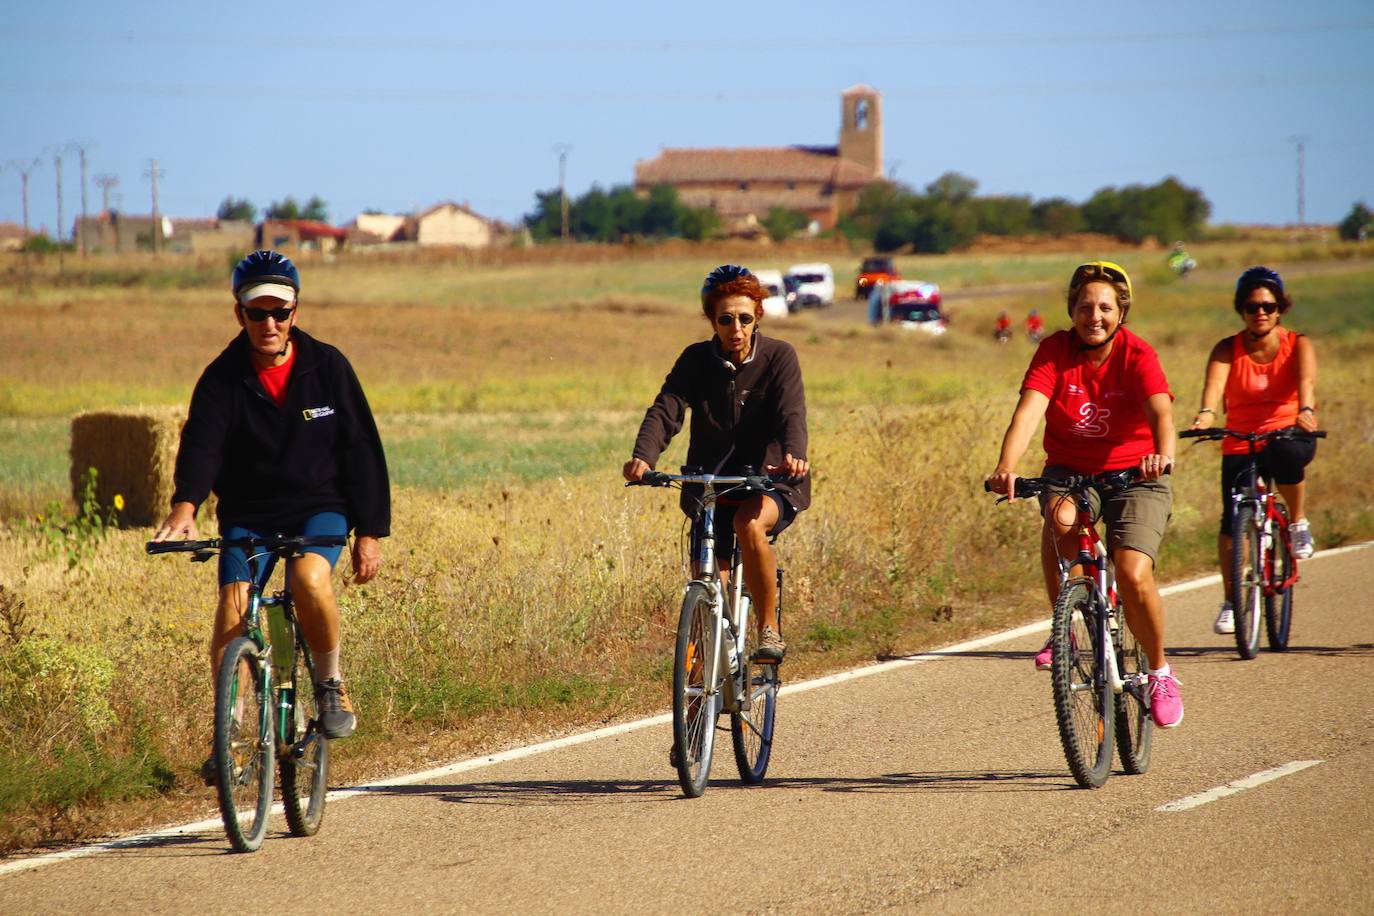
<box><xmin>1168</xmin><ymin>643</ymin><xmax>1374</xmax><ymax>659</ymax></box>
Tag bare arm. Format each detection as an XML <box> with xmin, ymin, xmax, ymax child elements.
<box><xmin>1295</xmin><ymin>334</ymin><xmax>1319</xmax><ymax>431</ymax></box>
<box><xmin>1141</xmin><ymin>392</ymin><xmax>1176</xmax><ymax>481</ymax></box>
<box><xmin>986</xmin><ymin>388</ymin><xmax>1050</xmax><ymax>499</ymax></box>
<box><xmin>1191</xmin><ymin>338</ymin><xmax>1232</xmax><ymax>429</ymax></box>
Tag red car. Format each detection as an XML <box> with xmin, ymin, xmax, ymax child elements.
<box><xmin>855</xmin><ymin>256</ymin><xmax>899</xmax><ymax>299</ymax></box>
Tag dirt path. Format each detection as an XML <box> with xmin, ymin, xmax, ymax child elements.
<box><xmin>3</xmin><ymin>545</ymin><xmax>1371</xmax><ymax>914</ymax></box>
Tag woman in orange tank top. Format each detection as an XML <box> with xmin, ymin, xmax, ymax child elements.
<box><xmin>1188</xmin><ymin>267</ymin><xmax>1319</xmax><ymax>634</ymax></box>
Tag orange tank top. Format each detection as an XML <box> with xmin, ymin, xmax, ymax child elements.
<box><xmin>1222</xmin><ymin>328</ymin><xmax>1299</xmax><ymax>454</ymax></box>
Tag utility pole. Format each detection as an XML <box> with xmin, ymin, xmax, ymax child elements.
<box><xmin>144</xmin><ymin>159</ymin><xmax>165</xmax><ymax>254</ymax></box>
<box><xmin>69</xmin><ymin>142</ymin><xmax>94</xmax><ymax>257</ymax></box>
<box><xmin>53</xmin><ymin>152</ymin><xmax>65</xmax><ymax>246</ymax></box>
<box><xmin>5</xmin><ymin>158</ymin><xmax>41</xmax><ymax>240</ymax></box>
<box><xmin>94</xmin><ymin>175</ymin><xmax>119</xmax><ymax>253</ymax></box>
<box><xmin>553</xmin><ymin>143</ymin><xmax>572</xmax><ymax>241</ymax></box>
<box><xmin>1289</xmin><ymin>135</ymin><xmax>1309</xmax><ymax>228</ymax></box>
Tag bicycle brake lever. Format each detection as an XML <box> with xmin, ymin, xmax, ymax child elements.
<box><xmin>191</xmin><ymin>549</ymin><xmax>215</xmax><ymax>563</ymax></box>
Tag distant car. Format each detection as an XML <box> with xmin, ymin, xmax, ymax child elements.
<box><xmin>785</xmin><ymin>263</ymin><xmax>834</xmax><ymax>310</ymax></box>
<box><xmin>881</xmin><ymin>280</ymin><xmax>946</xmax><ymax>334</ymax></box>
<box><xmin>855</xmin><ymin>256</ymin><xmax>900</xmax><ymax>299</ymax></box>
<box><xmin>753</xmin><ymin>269</ymin><xmax>789</xmax><ymax>319</ymax></box>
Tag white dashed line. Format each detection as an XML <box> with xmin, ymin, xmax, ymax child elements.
<box><xmin>1156</xmin><ymin>760</ymin><xmax>1324</xmax><ymax>812</ymax></box>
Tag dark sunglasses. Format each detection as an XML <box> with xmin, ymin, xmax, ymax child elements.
<box><xmin>241</xmin><ymin>305</ymin><xmax>296</xmax><ymax>322</ymax></box>
<box><xmin>716</xmin><ymin>312</ymin><xmax>756</xmax><ymax>327</ymax></box>
<box><xmin>1242</xmin><ymin>301</ymin><xmax>1279</xmax><ymax>315</ymax></box>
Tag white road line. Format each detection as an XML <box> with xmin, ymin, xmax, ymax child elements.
<box><xmin>1156</xmin><ymin>760</ymin><xmax>1324</xmax><ymax>812</ymax></box>
<box><xmin>3</xmin><ymin>540</ymin><xmax>1369</xmax><ymax>878</ymax></box>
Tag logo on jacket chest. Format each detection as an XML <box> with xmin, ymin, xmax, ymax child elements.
<box><xmin>302</xmin><ymin>406</ymin><xmax>336</xmax><ymax>421</ymax></box>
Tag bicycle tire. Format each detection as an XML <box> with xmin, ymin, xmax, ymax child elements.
<box><xmin>280</xmin><ymin>635</ymin><xmax>328</xmax><ymax>837</ymax></box>
<box><xmin>1113</xmin><ymin>601</ymin><xmax>1153</xmax><ymax>775</ymax></box>
<box><xmin>1265</xmin><ymin>503</ymin><xmax>1294</xmax><ymax>651</ymax></box>
<box><xmin>214</xmin><ymin>637</ymin><xmax>275</xmax><ymax>852</ymax></box>
<box><xmin>1231</xmin><ymin>503</ymin><xmax>1262</xmax><ymax>660</ymax></box>
<box><xmin>1052</xmin><ymin>578</ymin><xmax>1114</xmax><ymax>788</ymax></box>
<box><xmin>731</xmin><ymin>620</ymin><xmax>778</xmax><ymax>784</ymax></box>
<box><xmin>672</xmin><ymin>582</ymin><xmax>720</xmax><ymax>798</ymax></box>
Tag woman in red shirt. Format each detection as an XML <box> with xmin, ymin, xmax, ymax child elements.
<box><xmin>986</xmin><ymin>261</ymin><xmax>1182</xmax><ymax>729</ymax></box>
<box><xmin>1188</xmin><ymin>267</ymin><xmax>1319</xmax><ymax>635</ymax></box>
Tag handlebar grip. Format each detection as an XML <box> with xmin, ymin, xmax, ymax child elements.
<box><xmin>983</xmin><ymin>480</ymin><xmax>993</xmax><ymax>492</ymax></box>
<box><xmin>146</xmin><ymin>540</ymin><xmax>212</xmax><ymax>554</ymax></box>
<box><xmin>1311</xmin><ymin>430</ymin><xmax>1327</xmax><ymax>439</ymax></box>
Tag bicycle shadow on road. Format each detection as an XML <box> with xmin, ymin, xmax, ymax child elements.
<box><xmin>876</xmin><ymin>650</ymin><xmax>1037</xmax><ymax>663</ymax></box>
<box><xmin>1166</xmin><ymin>643</ymin><xmax>1374</xmax><ymax>660</ymax></box>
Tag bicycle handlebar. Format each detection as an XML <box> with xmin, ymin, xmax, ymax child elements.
<box><xmin>146</xmin><ymin>534</ymin><xmax>349</xmax><ymax>555</ymax></box>
<box><xmin>626</xmin><ymin>470</ymin><xmax>804</xmax><ymax>490</ymax></box>
<box><xmin>984</xmin><ymin>465</ymin><xmax>1158</xmax><ymax>500</ymax></box>
<box><xmin>1180</xmin><ymin>427</ymin><xmax>1326</xmax><ymax>443</ymax></box>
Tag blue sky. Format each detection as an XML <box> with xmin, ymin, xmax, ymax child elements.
<box><xmin>2</xmin><ymin>0</ymin><xmax>1371</xmax><ymax>235</ymax></box>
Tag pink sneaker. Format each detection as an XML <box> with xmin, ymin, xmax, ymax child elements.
<box><xmin>1033</xmin><ymin>637</ymin><xmax>1053</xmax><ymax>671</ymax></box>
<box><xmin>1148</xmin><ymin>670</ymin><xmax>1184</xmax><ymax>728</ymax></box>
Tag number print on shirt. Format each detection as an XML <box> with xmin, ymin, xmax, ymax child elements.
<box><xmin>1071</xmin><ymin>402</ymin><xmax>1111</xmax><ymax>438</ymax></box>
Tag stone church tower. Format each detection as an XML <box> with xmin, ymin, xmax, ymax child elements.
<box><xmin>839</xmin><ymin>85</ymin><xmax>882</xmax><ymax>179</ymax></box>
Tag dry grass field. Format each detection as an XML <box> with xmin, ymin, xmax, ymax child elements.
<box><xmin>2</xmin><ymin>239</ymin><xmax>1372</xmax><ymax>852</ymax></box>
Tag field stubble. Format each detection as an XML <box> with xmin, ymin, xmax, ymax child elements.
<box><xmin>1</xmin><ymin>244</ymin><xmax>1373</xmax><ymax>853</ymax></box>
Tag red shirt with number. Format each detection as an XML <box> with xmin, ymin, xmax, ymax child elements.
<box><xmin>1022</xmin><ymin>326</ymin><xmax>1173</xmax><ymax>473</ymax></box>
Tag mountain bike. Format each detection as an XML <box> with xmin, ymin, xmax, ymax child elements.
<box><xmin>987</xmin><ymin>469</ymin><xmax>1153</xmax><ymax>788</ymax></box>
<box><xmin>147</xmin><ymin>534</ymin><xmax>347</xmax><ymax>852</ymax></box>
<box><xmin>628</xmin><ymin>468</ymin><xmax>790</xmax><ymax>798</ymax></box>
<box><xmin>1180</xmin><ymin>427</ymin><xmax>1326</xmax><ymax>659</ymax></box>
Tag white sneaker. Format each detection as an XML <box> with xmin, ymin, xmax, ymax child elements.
<box><xmin>1214</xmin><ymin>601</ymin><xmax>1235</xmax><ymax>635</ymax></box>
<box><xmin>1291</xmin><ymin>519</ymin><xmax>1314</xmax><ymax>560</ymax></box>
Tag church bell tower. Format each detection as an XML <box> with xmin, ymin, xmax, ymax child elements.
<box><xmin>839</xmin><ymin>85</ymin><xmax>882</xmax><ymax>178</ymax></box>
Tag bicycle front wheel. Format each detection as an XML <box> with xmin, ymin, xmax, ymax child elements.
<box><xmin>1113</xmin><ymin>603</ymin><xmax>1153</xmax><ymax>775</ymax></box>
<box><xmin>672</xmin><ymin>583</ymin><xmax>721</xmax><ymax>797</ymax></box>
<box><xmin>731</xmin><ymin>623</ymin><xmax>778</xmax><ymax>784</ymax></box>
<box><xmin>1265</xmin><ymin>504</ymin><xmax>1295</xmax><ymax>652</ymax></box>
<box><xmin>1231</xmin><ymin>503</ymin><xmax>1263</xmax><ymax>660</ymax></box>
<box><xmin>214</xmin><ymin>637</ymin><xmax>275</xmax><ymax>852</ymax></box>
<box><xmin>280</xmin><ymin>637</ymin><xmax>329</xmax><ymax>837</ymax></box>
<box><xmin>1052</xmin><ymin>578</ymin><xmax>1114</xmax><ymax>788</ymax></box>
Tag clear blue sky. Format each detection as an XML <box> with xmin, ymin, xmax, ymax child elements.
<box><xmin>2</xmin><ymin>0</ymin><xmax>1371</xmax><ymax>236</ymax></box>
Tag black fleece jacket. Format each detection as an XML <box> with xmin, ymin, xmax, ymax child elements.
<box><xmin>171</xmin><ymin>328</ymin><xmax>390</xmax><ymax>537</ymax></box>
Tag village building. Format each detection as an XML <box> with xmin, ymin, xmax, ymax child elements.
<box><xmin>0</xmin><ymin>221</ymin><xmax>26</xmax><ymax>251</ymax></box>
<box><xmin>257</xmin><ymin>219</ymin><xmax>349</xmax><ymax>254</ymax></box>
<box><xmin>633</xmin><ymin>85</ymin><xmax>884</xmax><ymax>233</ymax></box>
<box><xmin>347</xmin><ymin>202</ymin><xmax>500</xmax><ymax>248</ymax></box>
<box><xmin>73</xmin><ymin>213</ymin><xmax>253</xmax><ymax>254</ymax></box>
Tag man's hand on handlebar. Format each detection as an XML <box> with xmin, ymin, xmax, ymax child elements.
<box><xmin>1138</xmin><ymin>453</ymin><xmax>1173</xmax><ymax>482</ymax></box>
<box><xmin>765</xmin><ymin>453</ymin><xmax>809</xmax><ymax>480</ymax></box>
<box><xmin>151</xmin><ymin>501</ymin><xmax>198</xmax><ymax>542</ymax></box>
<box><xmin>622</xmin><ymin>457</ymin><xmax>651</xmax><ymax>483</ymax></box>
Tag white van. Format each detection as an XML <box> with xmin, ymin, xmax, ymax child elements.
<box><xmin>784</xmin><ymin>263</ymin><xmax>835</xmax><ymax>310</ymax></box>
<box><xmin>753</xmin><ymin>269</ymin><xmax>789</xmax><ymax>318</ymax></box>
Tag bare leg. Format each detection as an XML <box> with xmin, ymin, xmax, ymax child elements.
<box><xmin>288</xmin><ymin>553</ymin><xmax>341</xmax><ymax>660</ymax></box>
<box><xmin>1040</xmin><ymin>495</ymin><xmax>1085</xmax><ymax>607</ymax></box>
<box><xmin>1276</xmin><ymin>481</ymin><xmax>1306</xmax><ymax>522</ymax></box>
<box><xmin>733</xmin><ymin>496</ymin><xmax>782</xmax><ymax>635</ymax></box>
<box><xmin>1115</xmin><ymin>548</ymin><xmax>1167</xmax><ymax>670</ymax></box>
<box><xmin>211</xmin><ymin>582</ymin><xmax>250</xmax><ymax>680</ymax></box>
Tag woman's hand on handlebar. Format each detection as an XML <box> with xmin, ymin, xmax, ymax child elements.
<box><xmin>622</xmin><ymin>457</ymin><xmax>651</xmax><ymax>482</ymax></box>
<box><xmin>151</xmin><ymin>502</ymin><xmax>198</xmax><ymax>542</ymax></box>
<box><xmin>766</xmin><ymin>453</ymin><xmax>809</xmax><ymax>479</ymax></box>
<box><xmin>985</xmin><ymin>468</ymin><xmax>1018</xmax><ymax>501</ymax></box>
<box><xmin>1296</xmin><ymin>410</ymin><xmax>1319</xmax><ymax>433</ymax></box>
<box><xmin>1138</xmin><ymin>453</ymin><xmax>1173</xmax><ymax>482</ymax></box>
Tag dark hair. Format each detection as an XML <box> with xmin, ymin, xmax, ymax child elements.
<box><xmin>1233</xmin><ymin>266</ymin><xmax>1292</xmax><ymax>315</ymax></box>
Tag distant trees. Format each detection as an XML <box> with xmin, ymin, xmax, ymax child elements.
<box><xmin>524</xmin><ymin>183</ymin><xmax>720</xmax><ymax>242</ymax></box>
<box><xmin>760</xmin><ymin>207</ymin><xmax>809</xmax><ymax>242</ymax></box>
<box><xmin>1339</xmin><ymin>201</ymin><xmax>1372</xmax><ymax>241</ymax></box>
<box><xmin>216</xmin><ymin>196</ymin><xmax>257</xmax><ymax>222</ymax></box>
<box><xmin>265</xmin><ymin>195</ymin><xmax>329</xmax><ymax>222</ymax></box>
<box><xmin>840</xmin><ymin>173</ymin><xmax>1211</xmax><ymax>253</ymax></box>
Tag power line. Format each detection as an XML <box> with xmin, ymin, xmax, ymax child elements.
<box><xmin>3</xmin><ymin>157</ymin><xmax>42</xmax><ymax>240</ymax></box>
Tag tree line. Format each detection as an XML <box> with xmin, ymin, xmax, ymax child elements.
<box><xmin>216</xmin><ymin>195</ymin><xmax>329</xmax><ymax>223</ymax></box>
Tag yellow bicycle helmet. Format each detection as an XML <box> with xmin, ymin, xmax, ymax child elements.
<box><xmin>1066</xmin><ymin>260</ymin><xmax>1133</xmax><ymax>318</ymax></box>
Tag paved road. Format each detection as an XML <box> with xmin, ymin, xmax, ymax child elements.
<box><xmin>3</xmin><ymin>547</ymin><xmax>1371</xmax><ymax>914</ymax></box>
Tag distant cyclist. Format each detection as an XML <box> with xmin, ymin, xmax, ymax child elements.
<box><xmin>1168</xmin><ymin>241</ymin><xmax>1196</xmax><ymax>277</ymax></box>
<box><xmin>624</xmin><ymin>265</ymin><xmax>810</xmax><ymax>662</ymax></box>
<box><xmin>985</xmin><ymin>261</ymin><xmax>1183</xmax><ymax>729</ymax></box>
<box><xmin>1025</xmin><ymin>308</ymin><xmax>1045</xmax><ymax>343</ymax></box>
<box><xmin>1188</xmin><ymin>266</ymin><xmax>1319</xmax><ymax>635</ymax></box>
<box><xmin>152</xmin><ymin>250</ymin><xmax>390</xmax><ymax>780</ymax></box>
<box><xmin>995</xmin><ymin>310</ymin><xmax>1013</xmax><ymax>343</ymax></box>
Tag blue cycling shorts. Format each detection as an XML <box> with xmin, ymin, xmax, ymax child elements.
<box><xmin>217</xmin><ymin>511</ymin><xmax>348</xmax><ymax>589</ymax></box>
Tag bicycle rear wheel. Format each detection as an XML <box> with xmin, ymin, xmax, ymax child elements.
<box><xmin>1231</xmin><ymin>503</ymin><xmax>1262</xmax><ymax>660</ymax></box>
<box><xmin>1052</xmin><ymin>578</ymin><xmax>1114</xmax><ymax>788</ymax></box>
<box><xmin>672</xmin><ymin>583</ymin><xmax>721</xmax><ymax>797</ymax></box>
<box><xmin>1113</xmin><ymin>602</ymin><xmax>1153</xmax><ymax>775</ymax></box>
<box><xmin>214</xmin><ymin>637</ymin><xmax>275</xmax><ymax>852</ymax></box>
<box><xmin>1265</xmin><ymin>504</ymin><xmax>1295</xmax><ymax>652</ymax></box>
<box><xmin>280</xmin><ymin>636</ymin><xmax>329</xmax><ymax>837</ymax></box>
<box><xmin>731</xmin><ymin>622</ymin><xmax>778</xmax><ymax>784</ymax></box>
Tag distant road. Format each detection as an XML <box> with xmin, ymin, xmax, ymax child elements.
<box><xmin>3</xmin><ymin>545</ymin><xmax>1371</xmax><ymax>913</ymax></box>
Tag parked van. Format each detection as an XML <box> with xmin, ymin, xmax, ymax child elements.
<box><xmin>752</xmin><ymin>269</ymin><xmax>789</xmax><ymax>319</ymax></box>
<box><xmin>784</xmin><ymin>263</ymin><xmax>835</xmax><ymax>310</ymax></box>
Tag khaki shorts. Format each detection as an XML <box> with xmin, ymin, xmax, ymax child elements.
<box><xmin>1037</xmin><ymin>466</ymin><xmax>1173</xmax><ymax>563</ymax></box>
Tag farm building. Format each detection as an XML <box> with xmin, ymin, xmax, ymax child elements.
<box><xmin>633</xmin><ymin>85</ymin><xmax>884</xmax><ymax>233</ymax></box>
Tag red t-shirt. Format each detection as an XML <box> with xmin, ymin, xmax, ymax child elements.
<box><xmin>1022</xmin><ymin>326</ymin><xmax>1173</xmax><ymax>473</ymax></box>
<box><xmin>255</xmin><ymin>343</ymin><xmax>296</xmax><ymax>408</ymax></box>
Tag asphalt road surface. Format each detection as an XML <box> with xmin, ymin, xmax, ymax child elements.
<box><xmin>3</xmin><ymin>546</ymin><xmax>1371</xmax><ymax>914</ymax></box>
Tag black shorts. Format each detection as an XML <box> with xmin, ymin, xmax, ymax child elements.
<box><xmin>689</xmin><ymin>490</ymin><xmax>796</xmax><ymax>569</ymax></box>
<box><xmin>1219</xmin><ymin>431</ymin><xmax>1317</xmax><ymax>534</ymax></box>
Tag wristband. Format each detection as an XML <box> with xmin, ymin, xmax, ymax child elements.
<box><xmin>1299</xmin><ymin>406</ymin><xmax>1315</xmax><ymax>414</ymax></box>
<box><xmin>1196</xmin><ymin>407</ymin><xmax>1215</xmax><ymax>415</ymax></box>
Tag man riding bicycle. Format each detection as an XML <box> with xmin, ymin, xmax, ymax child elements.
<box><xmin>152</xmin><ymin>250</ymin><xmax>390</xmax><ymax>779</ymax></box>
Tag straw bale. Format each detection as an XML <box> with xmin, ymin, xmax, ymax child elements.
<box><xmin>70</xmin><ymin>407</ymin><xmax>186</xmax><ymax>527</ymax></box>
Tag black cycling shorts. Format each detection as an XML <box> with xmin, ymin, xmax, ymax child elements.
<box><xmin>1218</xmin><ymin>431</ymin><xmax>1317</xmax><ymax>534</ymax></box>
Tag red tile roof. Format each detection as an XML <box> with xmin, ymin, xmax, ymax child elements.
<box><xmin>635</xmin><ymin>147</ymin><xmax>876</xmax><ymax>188</ymax></box>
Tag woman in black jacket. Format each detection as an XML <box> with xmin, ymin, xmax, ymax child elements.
<box><xmin>624</xmin><ymin>265</ymin><xmax>810</xmax><ymax>661</ymax></box>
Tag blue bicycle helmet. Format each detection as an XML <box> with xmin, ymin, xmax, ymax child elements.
<box><xmin>700</xmin><ymin>264</ymin><xmax>754</xmax><ymax>305</ymax></box>
<box><xmin>1234</xmin><ymin>266</ymin><xmax>1284</xmax><ymax>309</ymax></box>
<box><xmin>232</xmin><ymin>250</ymin><xmax>300</xmax><ymax>302</ymax></box>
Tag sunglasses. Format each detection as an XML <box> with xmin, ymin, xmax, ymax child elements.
<box><xmin>241</xmin><ymin>305</ymin><xmax>296</xmax><ymax>322</ymax></box>
<box><xmin>716</xmin><ymin>312</ymin><xmax>756</xmax><ymax>327</ymax></box>
<box><xmin>1242</xmin><ymin>301</ymin><xmax>1279</xmax><ymax>315</ymax></box>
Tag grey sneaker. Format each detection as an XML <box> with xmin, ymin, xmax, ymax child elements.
<box><xmin>1290</xmin><ymin>519</ymin><xmax>1314</xmax><ymax>560</ymax></box>
<box><xmin>315</xmin><ymin>678</ymin><xmax>357</xmax><ymax>739</ymax></box>
<box><xmin>753</xmin><ymin>626</ymin><xmax>786</xmax><ymax>663</ymax></box>
<box><xmin>1214</xmin><ymin>601</ymin><xmax>1235</xmax><ymax>635</ymax></box>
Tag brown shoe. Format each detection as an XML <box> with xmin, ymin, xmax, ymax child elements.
<box><xmin>753</xmin><ymin>626</ymin><xmax>786</xmax><ymax>663</ymax></box>
<box><xmin>315</xmin><ymin>678</ymin><xmax>357</xmax><ymax>738</ymax></box>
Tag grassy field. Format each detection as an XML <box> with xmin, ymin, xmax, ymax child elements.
<box><xmin>2</xmin><ymin>239</ymin><xmax>1373</xmax><ymax>852</ymax></box>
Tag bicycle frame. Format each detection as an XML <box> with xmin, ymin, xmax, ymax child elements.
<box><xmin>1228</xmin><ymin>450</ymin><xmax>1299</xmax><ymax>596</ymax></box>
<box><xmin>690</xmin><ymin>475</ymin><xmax>753</xmax><ymax>715</ymax></box>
